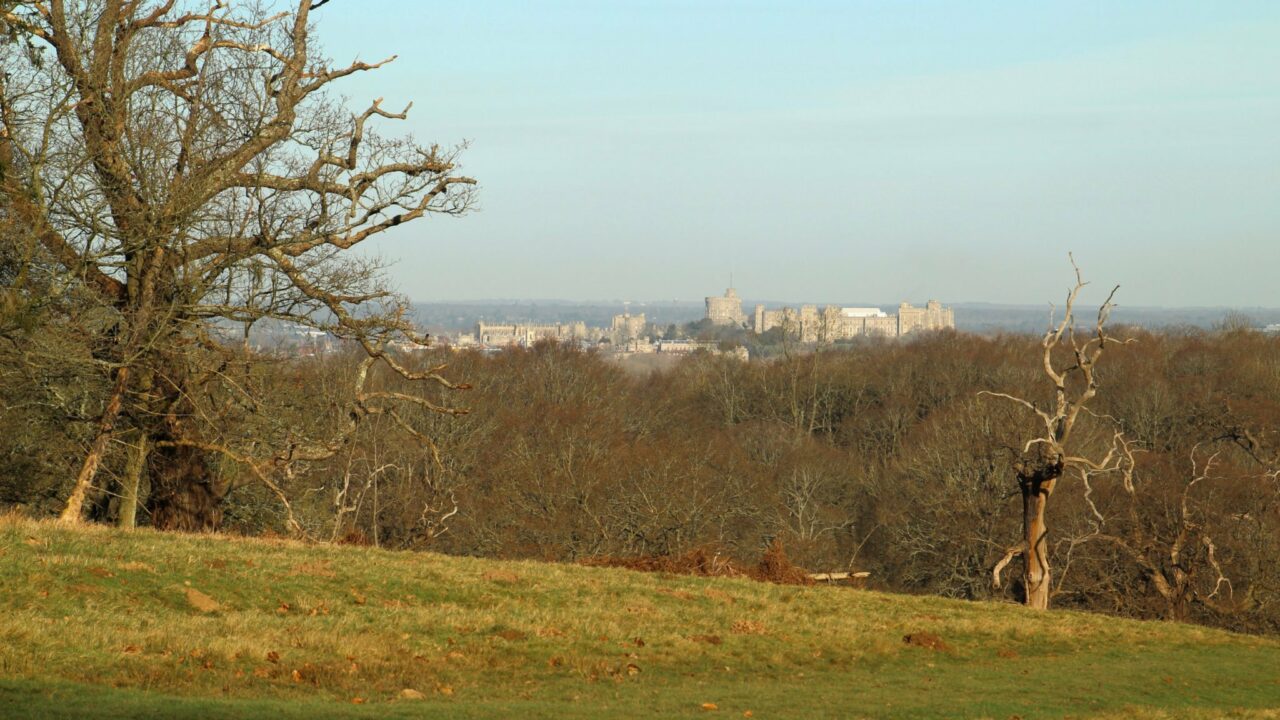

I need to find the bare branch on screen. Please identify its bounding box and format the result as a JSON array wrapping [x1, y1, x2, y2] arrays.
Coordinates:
[[992, 541, 1027, 591]]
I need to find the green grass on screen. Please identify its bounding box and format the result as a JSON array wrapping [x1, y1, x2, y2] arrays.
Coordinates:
[[1, 517, 1278, 719]]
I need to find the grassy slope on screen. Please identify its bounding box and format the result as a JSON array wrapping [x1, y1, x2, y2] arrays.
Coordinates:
[[0, 518, 1278, 719]]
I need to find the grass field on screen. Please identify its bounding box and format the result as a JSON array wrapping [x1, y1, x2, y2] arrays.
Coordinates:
[[1, 516, 1278, 719]]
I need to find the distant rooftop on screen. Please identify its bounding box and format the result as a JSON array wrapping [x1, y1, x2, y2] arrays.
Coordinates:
[[841, 307, 888, 318]]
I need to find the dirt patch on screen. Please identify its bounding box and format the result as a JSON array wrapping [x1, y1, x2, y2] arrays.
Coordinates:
[[731, 619, 767, 635], [184, 587, 221, 613], [704, 588, 736, 604], [291, 561, 336, 578], [481, 570, 520, 584], [902, 632, 949, 651]]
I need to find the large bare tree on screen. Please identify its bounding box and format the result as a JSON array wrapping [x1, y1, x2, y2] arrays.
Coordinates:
[[0, 0, 475, 530], [986, 262, 1121, 609]]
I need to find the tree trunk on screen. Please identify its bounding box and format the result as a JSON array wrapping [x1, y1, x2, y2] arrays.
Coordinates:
[[148, 439, 223, 532], [1150, 569, 1192, 621], [59, 366, 129, 523], [1166, 588, 1191, 622], [1020, 473, 1058, 610], [144, 366, 224, 532], [118, 432, 147, 529]]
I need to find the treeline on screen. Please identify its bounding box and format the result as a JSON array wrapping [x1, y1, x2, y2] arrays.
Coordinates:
[[7, 326, 1278, 632]]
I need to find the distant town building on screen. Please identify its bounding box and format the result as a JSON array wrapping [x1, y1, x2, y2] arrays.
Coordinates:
[[610, 311, 647, 343], [752, 299, 954, 342], [475, 321, 588, 347], [467, 286, 954, 353], [656, 340, 748, 360], [445, 333, 479, 349], [705, 287, 747, 326]]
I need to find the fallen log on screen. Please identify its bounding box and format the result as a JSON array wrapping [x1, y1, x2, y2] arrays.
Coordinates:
[[808, 571, 870, 583]]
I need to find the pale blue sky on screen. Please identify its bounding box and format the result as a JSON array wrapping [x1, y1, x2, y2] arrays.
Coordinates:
[[313, 2, 1280, 307]]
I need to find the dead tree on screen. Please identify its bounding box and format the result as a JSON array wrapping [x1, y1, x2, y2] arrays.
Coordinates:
[[0, 1, 475, 530], [1074, 438, 1237, 621], [985, 260, 1121, 609]]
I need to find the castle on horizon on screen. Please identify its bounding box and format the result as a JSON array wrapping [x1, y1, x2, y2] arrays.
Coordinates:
[[705, 287, 954, 342]]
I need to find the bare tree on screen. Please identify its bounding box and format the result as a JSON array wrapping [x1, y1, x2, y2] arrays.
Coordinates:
[[1072, 438, 1241, 621], [985, 260, 1121, 609], [0, 1, 475, 530]]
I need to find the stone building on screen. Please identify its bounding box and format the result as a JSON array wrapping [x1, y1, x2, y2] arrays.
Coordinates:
[[475, 321, 588, 347], [705, 287, 747, 326], [752, 299, 954, 342], [609, 312, 647, 343], [897, 300, 955, 334], [656, 340, 748, 360]]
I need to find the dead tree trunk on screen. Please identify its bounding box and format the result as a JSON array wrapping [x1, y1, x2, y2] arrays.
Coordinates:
[[985, 258, 1121, 609], [1018, 458, 1063, 610]]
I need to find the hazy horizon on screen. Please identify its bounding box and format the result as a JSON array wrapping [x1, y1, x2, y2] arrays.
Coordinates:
[[409, 296, 1280, 311], [314, 2, 1280, 308]]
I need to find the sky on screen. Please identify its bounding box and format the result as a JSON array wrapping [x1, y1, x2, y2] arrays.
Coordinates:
[[311, 1, 1280, 308]]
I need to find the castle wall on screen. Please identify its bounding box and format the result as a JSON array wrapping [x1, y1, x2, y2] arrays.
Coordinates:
[[750, 299, 954, 340]]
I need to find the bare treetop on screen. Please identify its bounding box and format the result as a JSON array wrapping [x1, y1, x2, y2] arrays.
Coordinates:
[[1, 0, 476, 531]]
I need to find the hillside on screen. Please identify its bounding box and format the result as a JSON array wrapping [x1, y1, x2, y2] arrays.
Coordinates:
[[1, 517, 1278, 719]]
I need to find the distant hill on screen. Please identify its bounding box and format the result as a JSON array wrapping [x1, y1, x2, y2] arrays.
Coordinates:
[[950, 303, 1280, 334], [413, 300, 705, 335], [2, 517, 1279, 719]]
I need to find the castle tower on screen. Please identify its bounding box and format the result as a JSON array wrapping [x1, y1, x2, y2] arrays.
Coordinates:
[[705, 287, 746, 326]]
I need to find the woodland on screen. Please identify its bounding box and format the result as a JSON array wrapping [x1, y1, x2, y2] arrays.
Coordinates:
[[4, 309, 1280, 633], [2, 0, 1279, 639]]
